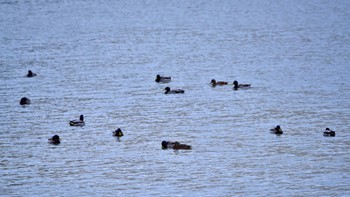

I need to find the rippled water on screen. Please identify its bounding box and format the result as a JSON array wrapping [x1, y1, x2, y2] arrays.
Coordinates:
[[1, 0, 350, 196]]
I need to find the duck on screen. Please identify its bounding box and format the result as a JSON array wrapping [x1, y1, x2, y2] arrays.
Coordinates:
[[323, 128, 335, 137], [48, 135, 60, 144], [162, 141, 191, 150], [20, 97, 31, 105], [164, 87, 185, 94], [233, 80, 251, 90], [69, 114, 85, 126], [26, 70, 37, 77], [113, 128, 124, 137], [155, 74, 171, 83], [210, 79, 228, 86], [270, 125, 283, 135]]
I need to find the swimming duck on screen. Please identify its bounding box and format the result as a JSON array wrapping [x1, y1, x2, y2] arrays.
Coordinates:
[[164, 87, 185, 94], [69, 114, 85, 126], [20, 97, 31, 105], [48, 135, 60, 144], [323, 128, 335, 137], [113, 128, 124, 137], [270, 125, 283, 135], [162, 141, 191, 150], [26, 70, 37, 77], [155, 75, 172, 83], [210, 79, 228, 86], [233, 80, 251, 90]]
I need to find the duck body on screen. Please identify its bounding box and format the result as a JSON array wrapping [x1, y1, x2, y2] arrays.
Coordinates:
[[270, 125, 283, 135], [155, 75, 171, 83], [20, 97, 31, 105], [48, 135, 60, 144], [323, 128, 335, 137], [69, 115, 85, 126], [113, 128, 124, 137], [233, 80, 251, 90], [26, 70, 37, 77], [210, 79, 228, 86], [162, 141, 191, 150], [164, 87, 185, 94]]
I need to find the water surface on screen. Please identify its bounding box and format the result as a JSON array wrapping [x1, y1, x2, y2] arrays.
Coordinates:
[[1, 0, 350, 196]]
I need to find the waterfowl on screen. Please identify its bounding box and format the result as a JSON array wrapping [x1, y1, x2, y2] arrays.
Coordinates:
[[210, 79, 228, 86], [155, 75, 171, 83], [26, 70, 37, 77], [48, 135, 60, 144], [113, 128, 124, 137], [270, 125, 283, 135], [69, 115, 85, 126], [20, 97, 31, 105], [323, 128, 335, 137], [233, 80, 251, 90], [164, 87, 185, 94], [162, 141, 191, 150]]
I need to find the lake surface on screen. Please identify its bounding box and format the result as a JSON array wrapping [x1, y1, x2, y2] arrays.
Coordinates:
[[1, 0, 350, 196]]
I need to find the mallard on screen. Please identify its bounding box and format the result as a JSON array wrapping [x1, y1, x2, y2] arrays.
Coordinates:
[[69, 115, 85, 127], [161, 141, 191, 150], [323, 128, 335, 137], [155, 75, 171, 83], [233, 80, 251, 90]]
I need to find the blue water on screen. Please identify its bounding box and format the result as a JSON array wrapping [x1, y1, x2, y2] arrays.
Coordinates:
[[1, 0, 350, 196]]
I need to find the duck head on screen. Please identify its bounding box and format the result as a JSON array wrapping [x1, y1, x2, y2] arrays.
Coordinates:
[[233, 80, 238, 89], [50, 135, 60, 144], [155, 75, 161, 82], [20, 97, 31, 105], [114, 128, 123, 137], [27, 70, 36, 77], [79, 115, 84, 121], [164, 87, 171, 93], [276, 125, 282, 132], [161, 141, 168, 149], [275, 125, 283, 134]]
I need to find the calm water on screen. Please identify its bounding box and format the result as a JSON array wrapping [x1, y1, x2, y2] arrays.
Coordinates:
[[1, 0, 350, 196]]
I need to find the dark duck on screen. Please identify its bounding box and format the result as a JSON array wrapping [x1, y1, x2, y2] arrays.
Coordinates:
[[20, 97, 31, 105], [270, 125, 283, 135], [164, 87, 185, 94], [48, 135, 60, 144], [26, 70, 37, 77], [113, 128, 124, 137], [162, 141, 192, 150]]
